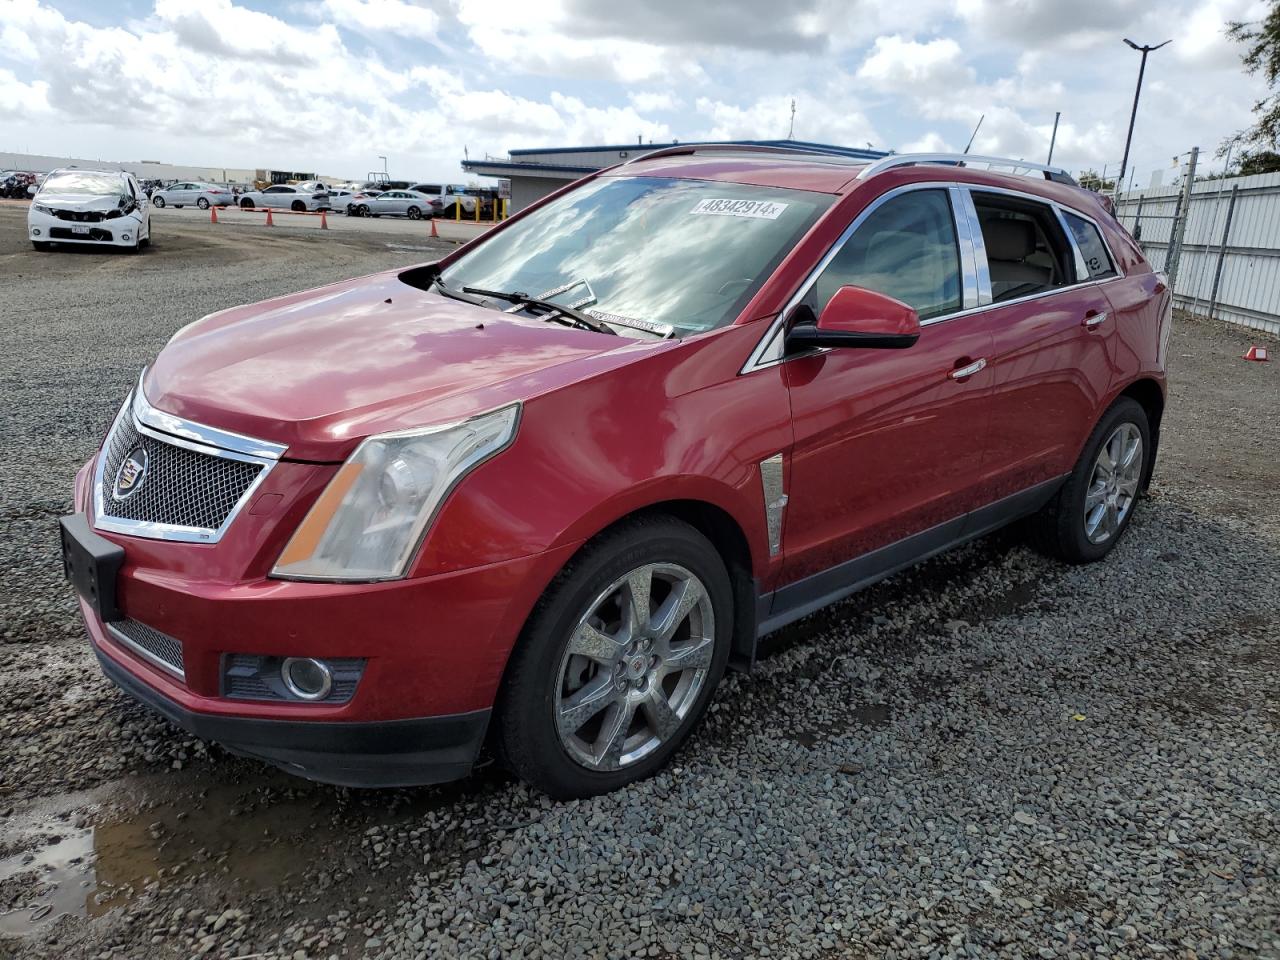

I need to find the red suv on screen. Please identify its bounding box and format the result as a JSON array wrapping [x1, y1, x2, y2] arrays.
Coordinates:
[[60, 147, 1170, 798]]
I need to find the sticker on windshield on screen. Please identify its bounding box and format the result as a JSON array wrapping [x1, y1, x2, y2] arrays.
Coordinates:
[[690, 198, 789, 220]]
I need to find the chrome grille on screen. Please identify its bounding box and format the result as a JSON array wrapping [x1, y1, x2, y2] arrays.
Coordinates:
[[98, 415, 263, 534], [109, 619, 184, 678]]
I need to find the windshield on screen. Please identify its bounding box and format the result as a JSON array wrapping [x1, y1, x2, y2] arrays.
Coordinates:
[[438, 176, 833, 335], [40, 171, 124, 196]]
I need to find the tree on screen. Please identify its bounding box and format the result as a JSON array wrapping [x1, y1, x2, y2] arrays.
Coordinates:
[[1077, 169, 1116, 192], [1226, 2, 1280, 150], [1239, 149, 1280, 174]]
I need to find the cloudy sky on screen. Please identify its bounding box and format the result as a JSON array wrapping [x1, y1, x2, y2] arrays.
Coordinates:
[[0, 0, 1268, 185]]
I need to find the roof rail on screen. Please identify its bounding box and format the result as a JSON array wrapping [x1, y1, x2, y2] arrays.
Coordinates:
[[624, 143, 872, 167], [856, 153, 1077, 185]]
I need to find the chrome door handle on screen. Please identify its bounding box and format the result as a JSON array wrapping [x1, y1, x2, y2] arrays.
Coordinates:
[[949, 358, 987, 380], [1083, 312, 1107, 329]]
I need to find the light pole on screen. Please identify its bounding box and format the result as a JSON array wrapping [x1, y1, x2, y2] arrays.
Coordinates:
[[1118, 38, 1171, 192], [378, 155, 388, 175]]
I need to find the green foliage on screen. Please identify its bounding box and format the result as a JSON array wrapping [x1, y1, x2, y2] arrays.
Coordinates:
[[1077, 169, 1117, 192], [1227, 2, 1280, 149]]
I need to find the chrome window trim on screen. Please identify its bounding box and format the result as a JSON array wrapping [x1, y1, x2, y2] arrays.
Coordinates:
[[92, 378, 282, 544], [106, 622, 185, 680], [740, 180, 1127, 374]]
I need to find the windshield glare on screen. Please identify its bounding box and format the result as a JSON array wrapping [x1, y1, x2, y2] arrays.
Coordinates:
[[41, 171, 124, 197], [439, 176, 833, 335]]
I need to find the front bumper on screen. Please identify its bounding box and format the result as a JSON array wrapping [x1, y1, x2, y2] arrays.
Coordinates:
[[94, 643, 490, 787], [28, 207, 143, 246]]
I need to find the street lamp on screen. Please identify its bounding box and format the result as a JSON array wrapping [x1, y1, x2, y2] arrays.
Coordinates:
[[1118, 38, 1171, 193]]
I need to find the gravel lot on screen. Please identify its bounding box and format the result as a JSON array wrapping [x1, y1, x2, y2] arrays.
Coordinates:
[[1, 203, 1277, 960]]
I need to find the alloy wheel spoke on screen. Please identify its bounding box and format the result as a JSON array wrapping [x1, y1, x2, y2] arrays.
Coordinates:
[[594, 699, 636, 767], [567, 622, 623, 664], [1085, 482, 1107, 512], [640, 689, 682, 741], [623, 567, 654, 633], [650, 577, 702, 643], [664, 635, 714, 672], [557, 673, 617, 736]]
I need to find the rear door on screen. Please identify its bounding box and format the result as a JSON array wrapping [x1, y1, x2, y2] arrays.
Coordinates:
[[778, 185, 997, 591], [963, 188, 1116, 496]]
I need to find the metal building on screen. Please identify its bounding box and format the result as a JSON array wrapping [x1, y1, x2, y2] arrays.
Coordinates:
[[461, 139, 888, 213]]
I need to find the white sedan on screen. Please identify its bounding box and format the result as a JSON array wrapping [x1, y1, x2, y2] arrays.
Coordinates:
[[353, 189, 435, 219], [150, 181, 235, 209], [28, 168, 151, 253], [237, 185, 330, 212]]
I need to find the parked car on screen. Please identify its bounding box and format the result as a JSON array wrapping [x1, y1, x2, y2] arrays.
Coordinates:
[[29, 167, 150, 252], [150, 181, 235, 210], [409, 182, 476, 217], [237, 185, 329, 212], [321, 188, 355, 211], [345, 189, 382, 215], [355, 189, 435, 219], [59, 148, 1169, 798]]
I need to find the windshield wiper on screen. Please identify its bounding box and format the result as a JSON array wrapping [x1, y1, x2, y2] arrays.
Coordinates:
[[461, 286, 617, 335], [431, 274, 490, 307]]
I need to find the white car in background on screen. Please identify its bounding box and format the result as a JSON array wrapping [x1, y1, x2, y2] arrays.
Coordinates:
[[409, 182, 477, 216], [237, 184, 330, 212], [28, 168, 150, 253], [322, 188, 355, 211], [150, 181, 235, 209], [353, 189, 435, 219]]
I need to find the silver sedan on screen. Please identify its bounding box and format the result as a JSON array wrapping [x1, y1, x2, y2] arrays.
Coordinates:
[[355, 189, 434, 219], [150, 181, 236, 209]]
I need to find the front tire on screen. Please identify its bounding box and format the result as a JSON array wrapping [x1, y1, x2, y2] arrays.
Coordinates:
[[152, 196, 166, 208], [31, 240, 51, 251], [291, 200, 306, 212], [240, 198, 254, 209], [1029, 397, 1149, 563], [496, 516, 732, 799]]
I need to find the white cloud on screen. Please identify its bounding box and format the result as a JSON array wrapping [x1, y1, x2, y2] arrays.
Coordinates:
[[319, 0, 441, 40], [695, 95, 881, 149], [629, 91, 682, 113], [856, 36, 974, 93]]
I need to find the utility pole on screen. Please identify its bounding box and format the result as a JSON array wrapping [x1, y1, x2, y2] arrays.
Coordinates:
[[1047, 111, 1060, 165], [1118, 38, 1171, 192]]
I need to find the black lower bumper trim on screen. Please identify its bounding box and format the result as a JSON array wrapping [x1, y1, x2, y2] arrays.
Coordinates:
[[94, 647, 490, 788]]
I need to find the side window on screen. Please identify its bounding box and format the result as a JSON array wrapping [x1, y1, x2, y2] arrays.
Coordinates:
[[972, 192, 1075, 303], [1062, 211, 1117, 280], [803, 189, 962, 321]]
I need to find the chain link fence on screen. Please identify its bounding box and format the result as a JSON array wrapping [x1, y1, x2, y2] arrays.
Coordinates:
[[1111, 151, 1280, 336]]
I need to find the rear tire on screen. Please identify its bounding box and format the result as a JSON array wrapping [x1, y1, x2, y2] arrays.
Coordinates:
[[291, 200, 305, 212], [1028, 397, 1149, 564], [407, 206, 422, 220], [197, 197, 210, 210], [240, 198, 254, 209], [496, 516, 732, 799]]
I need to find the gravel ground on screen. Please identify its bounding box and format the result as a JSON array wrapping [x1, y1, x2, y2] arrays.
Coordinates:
[[1, 203, 1277, 960]]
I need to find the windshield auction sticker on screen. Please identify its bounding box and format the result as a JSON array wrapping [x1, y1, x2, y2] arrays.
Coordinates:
[[690, 198, 789, 220]]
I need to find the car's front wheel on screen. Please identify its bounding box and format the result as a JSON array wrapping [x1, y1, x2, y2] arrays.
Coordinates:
[[291, 200, 306, 212], [152, 195, 166, 208], [1030, 396, 1150, 563], [31, 240, 51, 251], [497, 516, 732, 799]]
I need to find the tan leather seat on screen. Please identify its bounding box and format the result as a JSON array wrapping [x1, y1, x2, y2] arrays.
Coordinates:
[[984, 219, 1052, 300]]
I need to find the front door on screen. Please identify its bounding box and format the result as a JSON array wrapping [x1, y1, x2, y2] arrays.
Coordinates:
[[779, 186, 996, 594]]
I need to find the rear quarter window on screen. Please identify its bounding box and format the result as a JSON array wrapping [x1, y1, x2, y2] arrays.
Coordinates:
[[1063, 211, 1118, 280]]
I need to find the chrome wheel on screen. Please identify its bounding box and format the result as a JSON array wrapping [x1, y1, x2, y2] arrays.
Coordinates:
[[1084, 422, 1143, 544], [555, 562, 714, 771]]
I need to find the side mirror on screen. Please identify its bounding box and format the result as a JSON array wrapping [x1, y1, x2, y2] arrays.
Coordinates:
[[786, 285, 921, 351]]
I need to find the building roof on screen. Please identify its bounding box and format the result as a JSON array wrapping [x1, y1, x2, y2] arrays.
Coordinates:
[[462, 139, 888, 182]]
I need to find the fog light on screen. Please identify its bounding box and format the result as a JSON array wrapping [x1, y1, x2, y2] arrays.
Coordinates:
[[281, 657, 333, 700], [121, 233, 131, 241], [31, 228, 41, 236]]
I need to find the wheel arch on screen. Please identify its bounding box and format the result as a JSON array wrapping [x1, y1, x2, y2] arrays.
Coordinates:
[[1116, 377, 1165, 489]]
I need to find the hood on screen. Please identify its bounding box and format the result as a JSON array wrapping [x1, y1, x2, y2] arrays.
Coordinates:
[[35, 192, 126, 212], [145, 270, 650, 462]]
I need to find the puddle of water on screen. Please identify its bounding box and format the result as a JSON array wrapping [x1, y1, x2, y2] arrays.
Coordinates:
[[0, 772, 450, 938]]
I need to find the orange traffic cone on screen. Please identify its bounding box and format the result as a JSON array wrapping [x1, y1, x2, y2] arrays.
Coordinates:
[[1243, 345, 1270, 362], [430, 218, 439, 238], [264, 208, 274, 227], [210, 205, 218, 224], [319, 209, 328, 230]]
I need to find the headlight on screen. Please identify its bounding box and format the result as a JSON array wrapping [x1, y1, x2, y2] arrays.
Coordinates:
[[271, 404, 521, 581], [32, 203, 52, 215]]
